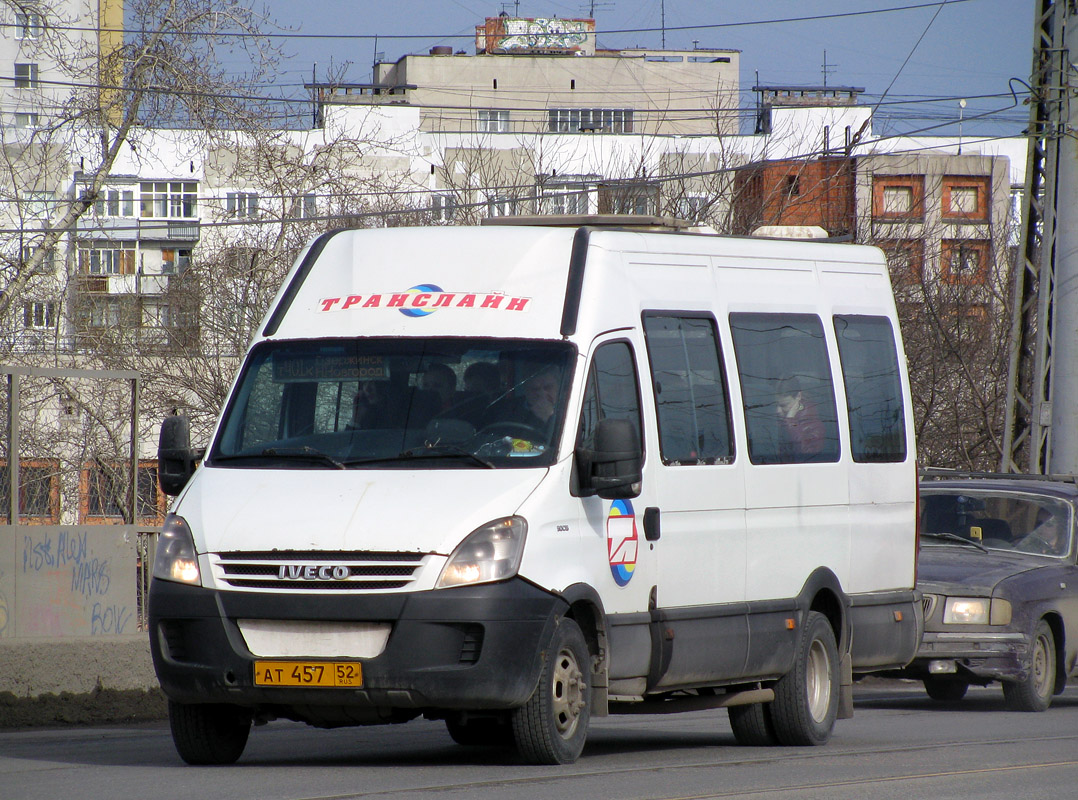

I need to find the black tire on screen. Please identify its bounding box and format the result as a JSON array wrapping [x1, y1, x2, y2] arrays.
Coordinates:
[[511, 617, 591, 765], [1003, 619, 1056, 712], [728, 702, 777, 746], [446, 713, 511, 747], [923, 676, 969, 703], [168, 701, 251, 765], [769, 611, 840, 746]]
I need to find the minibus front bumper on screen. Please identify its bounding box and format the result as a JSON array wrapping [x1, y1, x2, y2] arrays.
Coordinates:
[[148, 577, 565, 715]]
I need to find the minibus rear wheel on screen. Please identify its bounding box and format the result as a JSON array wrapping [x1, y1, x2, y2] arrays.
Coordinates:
[[168, 700, 251, 765], [512, 617, 591, 764], [769, 611, 839, 746], [728, 701, 777, 746]]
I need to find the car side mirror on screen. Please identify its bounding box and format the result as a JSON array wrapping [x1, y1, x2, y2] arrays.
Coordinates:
[[576, 418, 642, 499], [158, 414, 201, 496]]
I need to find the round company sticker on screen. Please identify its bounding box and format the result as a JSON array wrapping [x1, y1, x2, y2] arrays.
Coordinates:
[[606, 499, 639, 587], [399, 284, 443, 317]]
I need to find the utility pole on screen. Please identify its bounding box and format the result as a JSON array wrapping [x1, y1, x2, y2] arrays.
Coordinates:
[[1001, 0, 1074, 473]]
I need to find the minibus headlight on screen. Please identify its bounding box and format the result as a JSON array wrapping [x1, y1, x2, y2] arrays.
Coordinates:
[[436, 517, 527, 588], [152, 513, 202, 585]]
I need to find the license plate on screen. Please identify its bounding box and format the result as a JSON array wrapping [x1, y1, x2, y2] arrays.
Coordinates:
[[253, 660, 362, 688]]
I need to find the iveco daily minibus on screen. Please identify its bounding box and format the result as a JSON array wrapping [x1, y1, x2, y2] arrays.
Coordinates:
[[149, 219, 920, 764]]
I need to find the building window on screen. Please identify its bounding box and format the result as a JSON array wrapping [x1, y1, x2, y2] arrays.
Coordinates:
[[941, 240, 990, 284], [598, 181, 658, 215], [160, 248, 191, 274], [872, 175, 924, 220], [548, 108, 634, 133], [80, 243, 135, 275], [94, 189, 134, 217], [81, 462, 164, 522], [14, 112, 38, 128], [880, 240, 924, 286], [23, 300, 55, 329], [485, 193, 518, 217], [675, 195, 708, 221], [541, 184, 590, 215], [0, 461, 60, 523], [226, 191, 259, 218], [140, 181, 197, 218], [15, 12, 44, 40], [14, 63, 39, 88], [784, 175, 801, 198], [477, 109, 510, 133], [299, 193, 317, 218], [942, 176, 989, 221], [431, 193, 457, 221]]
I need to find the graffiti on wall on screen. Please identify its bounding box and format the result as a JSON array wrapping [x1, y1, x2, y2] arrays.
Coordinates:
[[482, 17, 594, 54], [19, 528, 134, 636]]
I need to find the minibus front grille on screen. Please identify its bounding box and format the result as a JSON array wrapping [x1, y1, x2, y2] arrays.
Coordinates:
[[211, 550, 428, 592]]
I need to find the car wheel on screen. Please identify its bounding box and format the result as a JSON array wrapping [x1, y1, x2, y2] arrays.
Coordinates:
[[923, 676, 969, 703], [445, 713, 511, 746], [511, 617, 591, 764], [728, 701, 778, 746], [168, 701, 251, 765], [769, 610, 840, 746], [1003, 619, 1056, 712]]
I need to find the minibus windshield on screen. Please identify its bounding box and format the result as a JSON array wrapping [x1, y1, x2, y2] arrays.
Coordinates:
[[210, 338, 575, 470]]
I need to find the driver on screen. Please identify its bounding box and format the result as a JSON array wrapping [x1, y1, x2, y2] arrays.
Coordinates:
[[1018, 510, 1068, 556], [487, 365, 560, 438]]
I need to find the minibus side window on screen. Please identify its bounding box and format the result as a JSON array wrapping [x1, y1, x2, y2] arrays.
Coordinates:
[[729, 312, 840, 465], [642, 314, 734, 465], [833, 315, 907, 462], [578, 341, 643, 455]]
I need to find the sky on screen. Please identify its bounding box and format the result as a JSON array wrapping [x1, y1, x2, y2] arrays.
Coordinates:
[[245, 0, 1031, 137]]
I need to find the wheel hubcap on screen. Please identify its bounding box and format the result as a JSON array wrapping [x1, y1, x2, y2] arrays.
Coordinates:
[[806, 638, 832, 723], [1031, 633, 1052, 697], [551, 646, 586, 739]]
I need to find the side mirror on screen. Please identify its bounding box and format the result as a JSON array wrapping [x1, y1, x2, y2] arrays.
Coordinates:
[[158, 414, 199, 496], [576, 417, 642, 499]]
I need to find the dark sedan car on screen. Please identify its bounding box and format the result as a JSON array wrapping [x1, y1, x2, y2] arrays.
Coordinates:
[[891, 471, 1078, 711]]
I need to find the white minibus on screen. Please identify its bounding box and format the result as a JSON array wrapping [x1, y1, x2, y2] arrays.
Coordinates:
[[150, 219, 920, 764]]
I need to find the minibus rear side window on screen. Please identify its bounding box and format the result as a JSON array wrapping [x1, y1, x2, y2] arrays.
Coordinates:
[[833, 315, 907, 462], [729, 312, 840, 465], [642, 314, 734, 465]]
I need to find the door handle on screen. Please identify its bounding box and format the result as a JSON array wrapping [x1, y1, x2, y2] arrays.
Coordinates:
[[644, 506, 661, 541]]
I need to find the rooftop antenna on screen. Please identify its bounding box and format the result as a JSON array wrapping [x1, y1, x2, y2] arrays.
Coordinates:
[[822, 50, 836, 88], [661, 0, 666, 49]]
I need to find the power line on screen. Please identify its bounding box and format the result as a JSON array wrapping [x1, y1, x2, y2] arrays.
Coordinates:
[[0, 0, 980, 41]]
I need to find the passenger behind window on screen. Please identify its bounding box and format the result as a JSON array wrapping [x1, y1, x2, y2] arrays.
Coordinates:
[[350, 380, 391, 429], [775, 376, 826, 461], [421, 363, 458, 412]]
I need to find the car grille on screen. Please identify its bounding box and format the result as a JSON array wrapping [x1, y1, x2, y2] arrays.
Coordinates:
[[922, 593, 939, 622], [210, 550, 428, 592]]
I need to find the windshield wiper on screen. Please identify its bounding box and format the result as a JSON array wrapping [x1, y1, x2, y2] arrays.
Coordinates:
[[920, 531, 988, 552], [259, 446, 346, 469], [397, 443, 496, 469]]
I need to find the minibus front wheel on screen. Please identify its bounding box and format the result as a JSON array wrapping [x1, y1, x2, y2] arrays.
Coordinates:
[[512, 617, 592, 764], [168, 700, 252, 765]]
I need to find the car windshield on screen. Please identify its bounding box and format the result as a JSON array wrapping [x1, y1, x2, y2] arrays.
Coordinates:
[[920, 489, 1074, 558], [210, 338, 575, 469]]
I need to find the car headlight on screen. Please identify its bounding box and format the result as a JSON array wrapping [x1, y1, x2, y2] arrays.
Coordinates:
[[942, 597, 1012, 625], [436, 517, 527, 588], [152, 513, 202, 585]]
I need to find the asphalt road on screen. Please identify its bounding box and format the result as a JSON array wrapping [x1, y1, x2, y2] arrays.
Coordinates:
[[4, 680, 1078, 800]]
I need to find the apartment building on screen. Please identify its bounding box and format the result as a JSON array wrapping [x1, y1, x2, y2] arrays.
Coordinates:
[[311, 16, 741, 138]]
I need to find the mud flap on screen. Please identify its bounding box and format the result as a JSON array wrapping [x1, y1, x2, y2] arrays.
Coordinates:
[[838, 652, 854, 719]]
